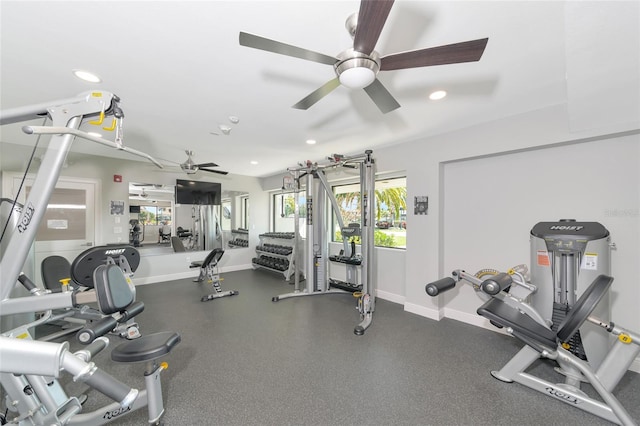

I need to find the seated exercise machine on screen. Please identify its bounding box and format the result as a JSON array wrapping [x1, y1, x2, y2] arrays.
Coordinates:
[[426, 267, 639, 425], [158, 224, 171, 243], [2, 263, 180, 425], [0, 91, 181, 424], [271, 152, 376, 335], [128, 220, 143, 247], [190, 248, 239, 302], [41, 245, 144, 342]]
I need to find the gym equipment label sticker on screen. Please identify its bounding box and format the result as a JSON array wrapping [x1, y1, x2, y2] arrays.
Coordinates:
[[580, 252, 598, 270], [537, 250, 550, 266]]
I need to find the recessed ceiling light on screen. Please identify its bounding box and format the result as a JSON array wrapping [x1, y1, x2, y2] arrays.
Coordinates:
[[250, 161, 258, 165], [72, 69, 101, 83], [306, 139, 316, 145], [87, 132, 102, 138], [429, 90, 447, 100]]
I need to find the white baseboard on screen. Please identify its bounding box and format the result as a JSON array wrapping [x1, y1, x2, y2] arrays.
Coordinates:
[[133, 271, 196, 286], [443, 307, 509, 335], [404, 302, 443, 321], [221, 264, 253, 273], [376, 289, 405, 305], [134, 264, 253, 286]]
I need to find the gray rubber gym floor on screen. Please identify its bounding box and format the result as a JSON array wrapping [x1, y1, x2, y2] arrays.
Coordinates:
[[60, 269, 639, 425]]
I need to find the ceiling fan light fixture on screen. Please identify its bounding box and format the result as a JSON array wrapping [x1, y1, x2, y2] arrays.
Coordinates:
[[335, 51, 380, 90], [339, 66, 376, 89]]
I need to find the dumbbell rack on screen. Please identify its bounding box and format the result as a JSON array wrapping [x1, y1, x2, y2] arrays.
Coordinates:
[[228, 228, 249, 248], [252, 232, 296, 280]]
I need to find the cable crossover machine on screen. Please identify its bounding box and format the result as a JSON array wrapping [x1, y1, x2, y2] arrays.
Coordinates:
[[272, 151, 376, 335]]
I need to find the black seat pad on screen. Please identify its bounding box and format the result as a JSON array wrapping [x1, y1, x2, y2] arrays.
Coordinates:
[[111, 331, 181, 363], [478, 298, 557, 348], [190, 248, 224, 269]]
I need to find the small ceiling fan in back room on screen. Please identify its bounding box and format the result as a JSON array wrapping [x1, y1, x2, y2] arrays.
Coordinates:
[[239, 0, 488, 113]]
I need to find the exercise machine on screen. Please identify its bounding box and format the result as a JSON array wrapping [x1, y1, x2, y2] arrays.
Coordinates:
[[129, 220, 143, 247], [1, 263, 180, 425], [0, 91, 181, 424], [69, 244, 143, 341], [40, 244, 144, 342], [272, 151, 376, 335], [190, 248, 239, 302], [426, 266, 638, 425]]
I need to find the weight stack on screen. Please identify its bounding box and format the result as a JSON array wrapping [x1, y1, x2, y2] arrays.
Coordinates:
[[529, 219, 612, 369]]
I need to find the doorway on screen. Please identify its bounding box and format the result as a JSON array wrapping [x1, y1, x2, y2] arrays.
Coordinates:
[[3, 173, 100, 286]]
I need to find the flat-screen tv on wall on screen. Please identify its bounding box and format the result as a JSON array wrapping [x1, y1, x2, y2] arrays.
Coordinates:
[[175, 179, 221, 205], [129, 205, 141, 213]]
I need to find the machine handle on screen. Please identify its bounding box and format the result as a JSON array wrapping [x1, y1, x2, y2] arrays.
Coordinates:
[[425, 277, 457, 296], [76, 317, 118, 345], [17, 273, 37, 292], [118, 301, 144, 322], [480, 272, 513, 295], [73, 337, 109, 362]]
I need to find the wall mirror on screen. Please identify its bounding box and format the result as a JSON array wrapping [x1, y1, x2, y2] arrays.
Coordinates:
[[128, 183, 249, 255]]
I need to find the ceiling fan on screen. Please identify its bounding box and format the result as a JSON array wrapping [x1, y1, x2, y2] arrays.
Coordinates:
[[129, 188, 149, 198], [239, 0, 488, 113], [179, 150, 228, 175]]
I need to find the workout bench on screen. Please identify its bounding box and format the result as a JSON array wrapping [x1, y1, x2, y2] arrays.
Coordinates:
[[190, 248, 239, 302]]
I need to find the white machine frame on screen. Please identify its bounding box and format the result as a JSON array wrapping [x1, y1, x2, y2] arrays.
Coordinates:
[[0, 91, 181, 425], [272, 151, 376, 335], [426, 268, 639, 425]]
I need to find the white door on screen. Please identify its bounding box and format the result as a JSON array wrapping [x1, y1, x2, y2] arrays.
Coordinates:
[[5, 173, 98, 286]]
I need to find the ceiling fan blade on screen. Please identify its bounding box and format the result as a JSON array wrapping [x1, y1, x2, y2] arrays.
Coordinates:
[[292, 78, 341, 110], [363, 79, 400, 114], [200, 168, 229, 175], [353, 0, 395, 54], [380, 38, 489, 71], [239, 32, 337, 66], [195, 162, 219, 168]]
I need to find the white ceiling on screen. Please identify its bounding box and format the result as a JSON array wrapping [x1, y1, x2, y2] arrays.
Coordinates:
[[0, 1, 637, 178]]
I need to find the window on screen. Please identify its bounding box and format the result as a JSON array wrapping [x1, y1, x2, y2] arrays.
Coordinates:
[[139, 205, 172, 226], [272, 192, 306, 238], [240, 195, 249, 229], [333, 177, 406, 249]]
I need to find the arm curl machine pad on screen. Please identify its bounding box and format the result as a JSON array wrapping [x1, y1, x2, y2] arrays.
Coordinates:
[[425, 277, 456, 296]]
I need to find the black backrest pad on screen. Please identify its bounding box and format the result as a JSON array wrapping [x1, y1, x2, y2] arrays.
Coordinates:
[[477, 298, 557, 348], [93, 264, 134, 315], [71, 245, 140, 287], [171, 236, 186, 252], [41, 255, 72, 292], [557, 274, 613, 342], [202, 248, 224, 268]]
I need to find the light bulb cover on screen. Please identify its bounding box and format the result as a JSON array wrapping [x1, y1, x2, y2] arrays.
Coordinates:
[[334, 51, 380, 90], [339, 67, 376, 89]]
